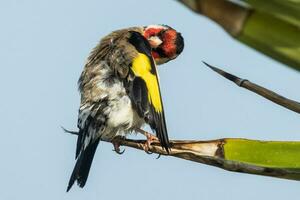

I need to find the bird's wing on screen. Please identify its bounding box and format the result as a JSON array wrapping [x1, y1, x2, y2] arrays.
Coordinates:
[[127, 31, 170, 151]]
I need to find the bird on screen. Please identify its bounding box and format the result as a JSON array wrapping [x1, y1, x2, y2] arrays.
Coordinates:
[[67, 24, 184, 191]]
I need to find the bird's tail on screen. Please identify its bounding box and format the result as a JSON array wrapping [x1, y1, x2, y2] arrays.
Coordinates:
[[67, 139, 100, 192]]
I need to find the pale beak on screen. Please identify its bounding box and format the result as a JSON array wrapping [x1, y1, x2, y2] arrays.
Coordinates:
[[148, 36, 163, 48]]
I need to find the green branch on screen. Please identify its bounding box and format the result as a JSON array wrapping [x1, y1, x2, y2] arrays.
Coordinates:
[[114, 138, 300, 181]]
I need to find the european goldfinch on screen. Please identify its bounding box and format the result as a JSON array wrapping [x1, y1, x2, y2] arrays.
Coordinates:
[[67, 25, 184, 191]]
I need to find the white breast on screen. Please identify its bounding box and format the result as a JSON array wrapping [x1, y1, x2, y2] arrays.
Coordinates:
[[97, 73, 143, 140], [107, 96, 133, 127]]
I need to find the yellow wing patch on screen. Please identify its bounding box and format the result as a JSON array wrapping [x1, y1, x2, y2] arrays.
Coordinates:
[[131, 53, 162, 113]]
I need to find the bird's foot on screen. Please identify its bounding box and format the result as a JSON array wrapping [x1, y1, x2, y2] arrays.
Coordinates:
[[112, 137, 125, 155], [136, 128, 159, 154]]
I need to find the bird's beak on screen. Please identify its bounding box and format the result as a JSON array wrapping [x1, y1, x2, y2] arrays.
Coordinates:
[[148, 36, 163, 48]]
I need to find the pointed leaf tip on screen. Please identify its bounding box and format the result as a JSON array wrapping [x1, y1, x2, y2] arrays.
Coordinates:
[[203, 62, 242, 84], [202, 61, 225, 75]]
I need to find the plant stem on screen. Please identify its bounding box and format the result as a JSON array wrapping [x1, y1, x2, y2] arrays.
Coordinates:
[[65, 127, 300, 180], [203, 61, 300, 114], [113, 137, 300, 181]]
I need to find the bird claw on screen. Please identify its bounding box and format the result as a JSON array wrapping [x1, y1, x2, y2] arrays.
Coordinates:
[[113, 148, 125, 155], [142, 144, 153, 154], [140, 131, 159, 155], [112, 140, 125, 155]]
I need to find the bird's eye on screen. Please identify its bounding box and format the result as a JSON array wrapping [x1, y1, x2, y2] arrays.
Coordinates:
[[157, 29, 167, 38]]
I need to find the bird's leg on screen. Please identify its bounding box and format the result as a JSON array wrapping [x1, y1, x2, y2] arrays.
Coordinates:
[[135, 128, 159, 153], [112, 136, 125, 155]]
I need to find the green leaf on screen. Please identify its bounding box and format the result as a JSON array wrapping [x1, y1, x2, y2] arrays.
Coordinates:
[[241, 0, 300, 27], [238, 11, 300, 71], [225, 139, 300, 168], [224, 139, 300, 180]]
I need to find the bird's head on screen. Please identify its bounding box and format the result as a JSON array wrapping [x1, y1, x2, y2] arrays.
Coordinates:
[[142, 25, 184, 65]]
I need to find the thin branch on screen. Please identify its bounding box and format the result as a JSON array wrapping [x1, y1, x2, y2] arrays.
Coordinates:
[[113, 137, 300, 181], [203, 61, 300, 114], [66, 131, 300, 181]]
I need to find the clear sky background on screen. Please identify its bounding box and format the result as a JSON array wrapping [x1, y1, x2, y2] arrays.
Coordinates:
[[1, 0, 300, 199]]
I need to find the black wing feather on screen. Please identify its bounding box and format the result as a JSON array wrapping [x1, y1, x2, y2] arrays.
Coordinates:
[[131, 77, 149, 117], [127, 31, 170, 152]]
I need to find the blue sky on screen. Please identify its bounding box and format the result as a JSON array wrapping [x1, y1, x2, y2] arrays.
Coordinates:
[[1, 0, 300, 199]]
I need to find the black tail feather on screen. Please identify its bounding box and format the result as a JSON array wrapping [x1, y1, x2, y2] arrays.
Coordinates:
[[67, 139, 100, 192]]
